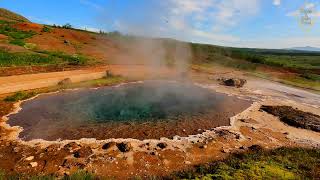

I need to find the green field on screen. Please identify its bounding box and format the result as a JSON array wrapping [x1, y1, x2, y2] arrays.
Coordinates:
[[0, 49, 90, 67], [0, 20, 36, 46]]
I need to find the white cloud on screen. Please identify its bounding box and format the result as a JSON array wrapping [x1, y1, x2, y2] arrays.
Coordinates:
[[110, 1, 261, 46], [79, 0, 104, 11], [273, 0, 281, 6], [190, 29, 240, 43], [161, 0, 261, 43]]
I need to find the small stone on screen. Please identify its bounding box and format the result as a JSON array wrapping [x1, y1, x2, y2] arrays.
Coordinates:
[[248, 145, 263, 151], [150, 152, 158, 156], [199, 145, 207, 149], [58, 78, 72, 86], [157, 143, 167, 149], [25, 156, 34, 161], [240, 119, 246, 123], [116, 142, 132, 153], [30, 162, 38, 167], [185, 161, 191, 165], [221, 148, 230, 153], [102, 142, 116, 150]]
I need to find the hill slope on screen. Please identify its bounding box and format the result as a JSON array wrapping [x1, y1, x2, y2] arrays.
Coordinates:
[[0, 8, 318, 90], [0, 8, 29, 22]]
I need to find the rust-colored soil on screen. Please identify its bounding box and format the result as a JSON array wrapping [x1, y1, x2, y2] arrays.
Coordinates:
[[0, 68, 319, 179]]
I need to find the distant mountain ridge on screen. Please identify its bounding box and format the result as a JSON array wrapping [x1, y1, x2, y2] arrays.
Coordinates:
[[0, 8, 30, 22], [288, 46, 320, 52]]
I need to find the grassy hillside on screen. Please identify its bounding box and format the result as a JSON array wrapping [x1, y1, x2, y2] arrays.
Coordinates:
[[0, 8, 29, 22], [0, 8, 318, 90], [191, 43, 320, 90]]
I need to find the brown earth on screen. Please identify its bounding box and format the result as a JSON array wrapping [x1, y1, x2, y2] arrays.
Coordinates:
[[0, 67, 319, 179], [261, 105, 320, 132]]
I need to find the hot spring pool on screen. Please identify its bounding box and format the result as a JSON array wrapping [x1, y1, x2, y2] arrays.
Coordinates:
[[8, 81, 251, 140]]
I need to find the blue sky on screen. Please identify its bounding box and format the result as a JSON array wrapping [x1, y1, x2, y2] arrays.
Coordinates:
[[1, 0, 319, 48]]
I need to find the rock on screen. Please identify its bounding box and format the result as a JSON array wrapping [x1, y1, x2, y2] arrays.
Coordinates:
[[157, 142, 167, 149], [30, 162, 38, 167], [25, 156, 34, 161], [260, 105, 320, 132], [63, 39, 70, 44], [116, 142, 132, 153], [199, 145, 207, 149], [58, 78, 72, 86], [219, 78, 247, 88], [64, 142, 81, 151], [221, 148, 230, 153], [248, 145, 263, 151], [73, 147, 93, 158], [104, 70, 114, 78], [102, 142, 116, 150]]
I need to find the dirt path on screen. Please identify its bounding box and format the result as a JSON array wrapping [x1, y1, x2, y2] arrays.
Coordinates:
[[0, 65, 163, 95]]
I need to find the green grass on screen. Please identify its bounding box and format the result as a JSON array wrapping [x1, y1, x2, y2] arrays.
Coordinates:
[[262, 55, 320, 71], [62, 171, 98, 180], [0, 170, 97, 180], [280, 76, 320, 91], [0, 49, 92, 67], [59, 76, 126, 89], [191, 43, 320, 72], [0, 21, 36, 46], [170, 147, 320, 180], [3, 76, 126, 103], [41, 51, 89, 66], [300, 73, 320, 82], [0, 50, 61, 66], [4, 91, 37, 102]]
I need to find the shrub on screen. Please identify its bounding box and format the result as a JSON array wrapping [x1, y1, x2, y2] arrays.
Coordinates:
[[62, 23, 72, 29], [24, 43, 37, 50], [42, 25, 51, 32], [9, 38, 25, 46], [62, 170, 97, 180], [0, 22, 36, 46], [301, 73, 320, 81], [0, 50, 58, 66], [4, 91, 36, 102]]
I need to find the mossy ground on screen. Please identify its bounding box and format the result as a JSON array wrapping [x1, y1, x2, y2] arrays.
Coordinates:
[[169, 147, 320, 180]]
